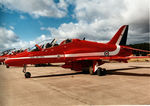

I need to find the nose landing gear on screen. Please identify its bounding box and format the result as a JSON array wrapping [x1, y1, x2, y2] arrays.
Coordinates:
[[23, 65, 31, 78]]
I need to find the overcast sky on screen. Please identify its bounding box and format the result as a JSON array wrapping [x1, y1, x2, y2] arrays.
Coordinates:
[[0, 0, 149, 51]]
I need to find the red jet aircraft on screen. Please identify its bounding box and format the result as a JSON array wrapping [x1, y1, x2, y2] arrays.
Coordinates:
[[0, 48, 17, 64], [4, 25, 150, 78]]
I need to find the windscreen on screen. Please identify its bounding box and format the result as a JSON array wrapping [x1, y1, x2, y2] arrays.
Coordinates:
[[28, 46, 39, 52]]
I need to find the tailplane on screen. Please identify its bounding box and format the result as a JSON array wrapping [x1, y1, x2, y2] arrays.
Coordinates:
[[108, 25, 129, 45]]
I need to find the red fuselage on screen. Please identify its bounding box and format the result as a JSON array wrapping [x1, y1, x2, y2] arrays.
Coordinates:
[[5, 39, 132, 67]]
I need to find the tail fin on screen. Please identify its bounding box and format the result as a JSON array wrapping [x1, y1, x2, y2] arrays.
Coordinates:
[[108, 25, 129, 45]]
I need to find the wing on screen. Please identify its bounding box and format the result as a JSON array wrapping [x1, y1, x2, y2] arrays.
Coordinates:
[[74, 55, 150, 63], [62, 47, 150, 72], [122, 46, 150, 53]]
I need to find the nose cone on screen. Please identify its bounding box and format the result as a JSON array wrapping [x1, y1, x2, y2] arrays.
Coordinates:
[[5, 58, 24, 67], [5, 58, 17, 67], [4, 58, 11, 66], [4, 51, 27, 67]]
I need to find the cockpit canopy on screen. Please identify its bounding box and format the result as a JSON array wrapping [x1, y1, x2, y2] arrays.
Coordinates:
[[27, 46, 39, 52], [60, 39, 81, 45], [27, 38, 58, 52], [60, 39, 73, 45], [40, 38, 58, 49], [27, 38, 81, 52], [0, 48, 16, 56]]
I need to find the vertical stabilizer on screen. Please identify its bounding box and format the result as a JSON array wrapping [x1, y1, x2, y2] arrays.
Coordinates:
[[108, 25, 129, 45]]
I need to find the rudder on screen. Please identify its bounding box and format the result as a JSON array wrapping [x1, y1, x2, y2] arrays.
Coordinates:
[[108, 25, 129, 45]]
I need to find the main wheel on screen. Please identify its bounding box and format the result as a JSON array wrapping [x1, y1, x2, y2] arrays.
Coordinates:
[[97, 68, 102, 76], [25, 72, 31, 78], [102, 68, 107, 75], [97, 68, 107, 76]]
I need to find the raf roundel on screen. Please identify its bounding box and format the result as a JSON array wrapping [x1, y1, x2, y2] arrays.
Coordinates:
[[104, 51, 109, 56]]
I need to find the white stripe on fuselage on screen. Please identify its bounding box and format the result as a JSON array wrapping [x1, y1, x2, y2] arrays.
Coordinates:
[[6, 55, 65, 60], [65, 45, 120, 57], [6, 45, 120, 60]]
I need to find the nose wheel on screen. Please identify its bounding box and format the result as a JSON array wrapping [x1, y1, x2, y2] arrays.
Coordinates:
[[25, 72, 31, 78], [22, 65, 31, 78]]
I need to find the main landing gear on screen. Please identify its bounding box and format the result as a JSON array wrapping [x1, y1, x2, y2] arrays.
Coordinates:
[[97, 68, 107, 76], [22, 65, 31, 78], [83, 67, 107, 76]]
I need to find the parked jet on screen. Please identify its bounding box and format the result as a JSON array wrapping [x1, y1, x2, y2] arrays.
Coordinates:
[[0, 39, 56, 65], [0, 48, 17, 64], [4, 25, 150, 78]]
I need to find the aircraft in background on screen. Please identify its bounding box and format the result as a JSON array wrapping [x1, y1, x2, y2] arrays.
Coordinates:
[[0, 39, 57, 66], [0, 48, 17, 64], [4, 25, 150, 78]]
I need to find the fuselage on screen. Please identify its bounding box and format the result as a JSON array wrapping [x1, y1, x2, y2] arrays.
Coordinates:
[[4, 39, 132, 67]]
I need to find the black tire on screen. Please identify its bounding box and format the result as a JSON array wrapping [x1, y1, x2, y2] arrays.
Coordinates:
[[102, 68, 107, 75], [97, 68, 103, 76], [97, 68, 107, 76], [25, 72, 31, 78]]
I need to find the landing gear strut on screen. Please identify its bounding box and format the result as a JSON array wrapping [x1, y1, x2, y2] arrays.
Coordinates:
[[6, 64, 9, 68], [89, 66, 95, 75], [23, 65, 31, 78], [97, 68, 107, 76]]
